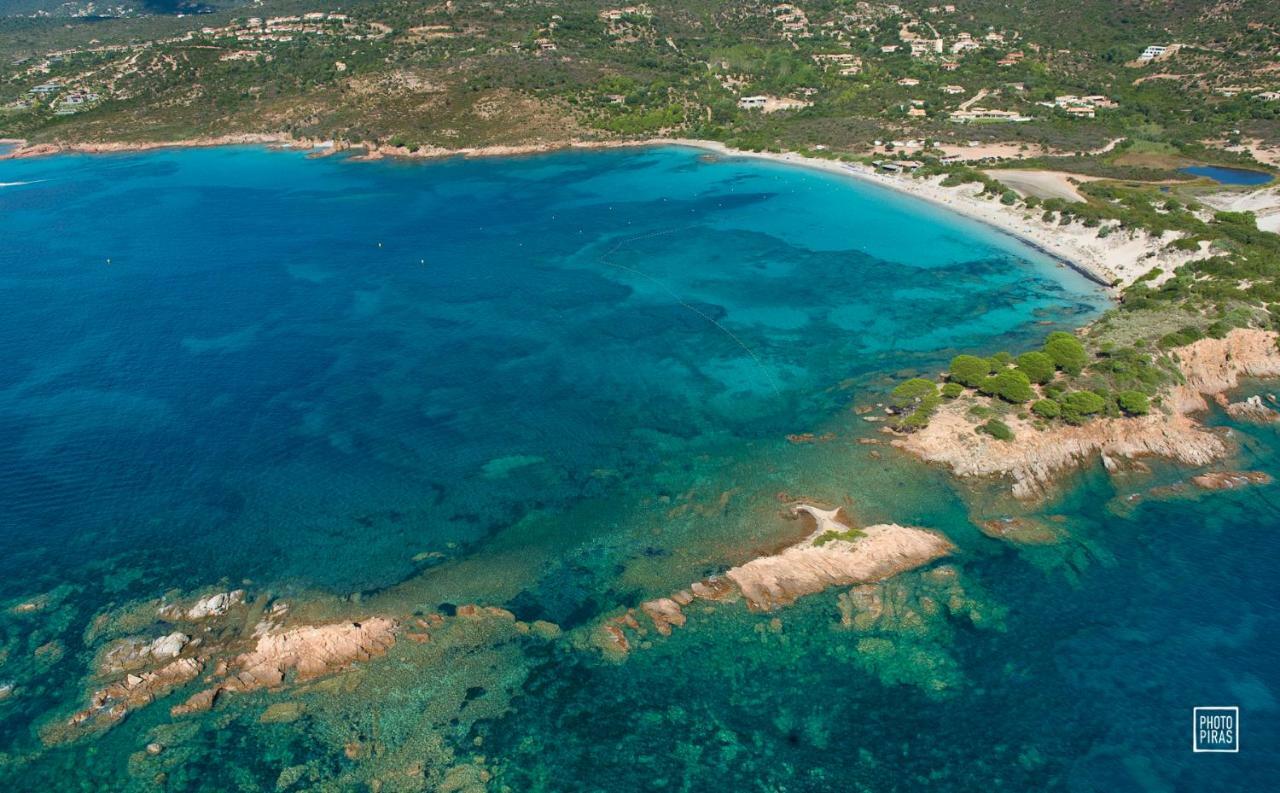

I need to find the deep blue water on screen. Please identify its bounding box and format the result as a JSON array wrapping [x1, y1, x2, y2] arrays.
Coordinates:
[[1180, 165, 1274, 186], [0, 146, 1274, 790]]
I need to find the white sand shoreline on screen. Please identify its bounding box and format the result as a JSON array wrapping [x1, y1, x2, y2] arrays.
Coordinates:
[[2, 133, 1196, 290], [656, 139, 1217, 290]]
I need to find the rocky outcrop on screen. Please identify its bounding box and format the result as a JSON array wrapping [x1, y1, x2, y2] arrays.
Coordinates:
[[158, 590, 245, 621], [102, 632, 190, 672], [897, 402, 1225, 499], [639, 598, 687, 636], [172, 618, 397, 716], [724, 506, 954, 611], [1224, 395, 1277, 423], [597, 505, 952, 656], [1170, 330, 1280, 411], [897, 329, 1280, 499], [66, 658, 203, 732]]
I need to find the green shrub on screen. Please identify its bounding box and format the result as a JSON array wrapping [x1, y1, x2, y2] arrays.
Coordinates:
[[948, 354, 992, 388], [941, 382, 964, 399], [979, 419, 1014, 441], [1061, 390, 1107, 424], [1016, 351, 1056, 384], [1044, 332, 1088, 374], [1206, 320, 1231, 339], [895, 394, 942, 431], [985, 369, 1035, 403], [1158, 325, 1204, 349], [1031, 398, 1061, 419], [890, 378, 938, 410], [813, 527, 865, 546], [1000, 190, 1017, 205], [1117, 390, 1150, 416]]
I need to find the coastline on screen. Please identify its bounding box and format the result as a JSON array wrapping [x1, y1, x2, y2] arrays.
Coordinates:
[[0, 133, 1198, 291], [895, 328, 1280, 500], [661, 141, 1200, 290]]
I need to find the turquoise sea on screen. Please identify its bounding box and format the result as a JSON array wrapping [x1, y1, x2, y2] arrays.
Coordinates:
[[0, 145, 1275, 790]]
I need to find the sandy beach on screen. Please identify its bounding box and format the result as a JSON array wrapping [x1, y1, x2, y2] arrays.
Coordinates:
[[1, 133, 1207, 289], [659, 140, 1196, 289]]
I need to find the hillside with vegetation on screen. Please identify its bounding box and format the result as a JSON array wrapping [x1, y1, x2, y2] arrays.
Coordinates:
[[1, 0, 1277, 154]]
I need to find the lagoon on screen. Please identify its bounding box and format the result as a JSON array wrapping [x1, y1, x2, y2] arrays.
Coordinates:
[[1181, 164, 1273, 186]]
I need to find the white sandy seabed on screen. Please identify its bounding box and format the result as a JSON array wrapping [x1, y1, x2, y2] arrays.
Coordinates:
[[663, 139, 1213, 291]]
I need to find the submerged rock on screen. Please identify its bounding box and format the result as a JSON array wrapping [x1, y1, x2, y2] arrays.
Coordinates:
[[1191, 470, 1273, 491], [833, 564, 1007, 697], [59, 657, 204, 737], [977, 517, 1062, 545], [259, 701, 306, 724]]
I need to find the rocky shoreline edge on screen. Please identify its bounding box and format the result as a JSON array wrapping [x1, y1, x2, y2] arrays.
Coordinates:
[[894, 328, 1280, 500]]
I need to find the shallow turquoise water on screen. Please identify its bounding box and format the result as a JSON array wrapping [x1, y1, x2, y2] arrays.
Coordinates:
[[0, 145, 1103, 596], [1, 146, 1274, 790]]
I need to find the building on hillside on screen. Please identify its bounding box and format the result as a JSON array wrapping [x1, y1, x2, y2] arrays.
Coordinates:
[[897, 77, 920, 86], [1138, 45, 1167, 61], [950, 108, 1032, 123], [738, 96, 768, 109], [941, 61, 959, 71], [941, 84, 965, 94], [910, 38, 943, 56]]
